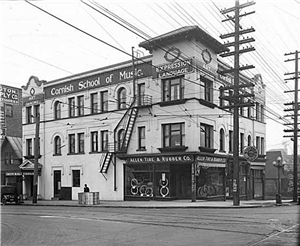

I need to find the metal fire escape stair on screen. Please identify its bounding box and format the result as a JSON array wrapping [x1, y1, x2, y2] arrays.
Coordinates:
[[99, 99, 138, 174]]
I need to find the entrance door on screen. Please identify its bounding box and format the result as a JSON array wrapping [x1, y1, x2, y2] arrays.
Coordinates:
[[172, 165, 191, 199], [53, 170, 61, 198]]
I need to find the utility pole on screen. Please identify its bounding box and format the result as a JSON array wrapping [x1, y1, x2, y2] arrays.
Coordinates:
[[219, 0, 255, 206], [32, 112, 40, 204], [283, 50, 300, 203]]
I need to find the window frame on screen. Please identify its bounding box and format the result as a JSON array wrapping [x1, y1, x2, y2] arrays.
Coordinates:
[[26, 106, 32, 123], [5, 104, 13, 117], [162, 76, 184, 102], [138, 126, 146, 150], [26, 138, 32, 156], [118, 88, 127, 109], [91, 93, 98, 114], [54, 136, 62, 155], [72, 170, 80, 187], [54, 101, 61, 120], [162, 123, 185, 148], [78, 132, 85, 153], [77, 95, 84, 116], [69, 134, 75, 154], [101, 130, 109, 151], [69, 97, 75, 117], [91, 131, 98, 152], [101, 91, 108, 112], [219, 128, 225, 151], [200, 123, 213, 149]]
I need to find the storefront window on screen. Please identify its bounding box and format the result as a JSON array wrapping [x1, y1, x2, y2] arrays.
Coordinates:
[[196, 167, 224, 198], [125, 164, 154, 198]]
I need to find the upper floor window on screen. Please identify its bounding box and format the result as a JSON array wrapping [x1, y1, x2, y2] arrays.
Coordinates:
[[117, 129, 125, 150], [69, 134, 75, 154], [201, 76, 213, 102], [138, 126, 146, 150], [240, 133, 244, 154], [200, 123, 213, 148], [78, 133, 85, 153], [54, 101, 61, 119], [256, 136, 261, 155], [101, 91, 108, 112], [5, 104, 13, 117], [77, 96, 84, 116], [4, 152, 12, 164], [219, 90, 224, 107], [54, 136, 62, 155], [26, 106, 32, 123], [162, 77, 184, 102], [219, 128, 225, 151], [101, 130, 109, 151], [118, 88, 127, 109], [26, 138, 32, 156], [261, 137, 265, 155], [91, 131, 98, 152], [91, 93, 98, 114], [138, 83, 145, 106], [69, 97, 75, 117], [247, 135, 251, 146], [256, 102, 260, 121], [32, 105, 40, 123], [162, 123, 185, 147], [229, 130, 233, 152], [260, 105, 264, 122]]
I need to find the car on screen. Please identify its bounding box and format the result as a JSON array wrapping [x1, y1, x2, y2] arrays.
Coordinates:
[[1, 185, 20, 205]]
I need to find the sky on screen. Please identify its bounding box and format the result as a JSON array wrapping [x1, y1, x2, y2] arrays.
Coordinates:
[[0, 0, 299, 153]]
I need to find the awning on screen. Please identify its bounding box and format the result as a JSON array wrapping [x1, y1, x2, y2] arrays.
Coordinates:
[[19, 159, 42, 171], [250, 161, 265, 170], [197, 163, 226, 168]]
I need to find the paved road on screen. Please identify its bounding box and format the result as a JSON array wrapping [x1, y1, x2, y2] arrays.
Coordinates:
[[1, 205, 299, 246]]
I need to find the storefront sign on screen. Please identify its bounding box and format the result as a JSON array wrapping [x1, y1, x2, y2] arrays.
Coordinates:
[[127, 154, 194, 164], [244, 146, 258, 162], [6, 172, 34, 176], [23, 93, 44, 107], [0, 105, 5, 130], [0, 85, 20, 105], [154, 59, 193, 79], [44, 62, 152, 99], [196, 156, 227, 163]]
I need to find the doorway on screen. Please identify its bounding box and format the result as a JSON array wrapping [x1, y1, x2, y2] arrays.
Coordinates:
[[53, 170, 61, 198]]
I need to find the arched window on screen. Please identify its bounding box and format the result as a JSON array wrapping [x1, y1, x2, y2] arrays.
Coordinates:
[[118, 88, 127, 109], [117, 129, 125, 151], [54, 101, 61, 119], [54, 136, 62, 155], [247, 135, 251, 146], [219, 128, 225, 151]]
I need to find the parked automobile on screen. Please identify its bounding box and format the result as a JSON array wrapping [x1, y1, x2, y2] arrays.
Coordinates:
[[1, 185, 21, 205]]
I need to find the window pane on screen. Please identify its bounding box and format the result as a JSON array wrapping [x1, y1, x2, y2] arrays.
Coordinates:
[[101, 91, 108, 112], [91, 93, 98, 114], [72, 170, 80, 187], [78, 133, 84, 153]]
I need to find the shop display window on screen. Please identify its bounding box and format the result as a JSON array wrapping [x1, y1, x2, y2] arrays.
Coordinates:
[[196, 167, 225, 198]]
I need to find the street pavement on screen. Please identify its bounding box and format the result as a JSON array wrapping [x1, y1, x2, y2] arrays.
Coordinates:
[[19, 198, 296, 208]]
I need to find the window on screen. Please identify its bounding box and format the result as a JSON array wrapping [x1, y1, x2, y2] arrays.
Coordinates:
[[219, 128, 225, 151], [256, 102, 260, 121], [229, 90, 233, 112], [162, 123, 185, 147], [219, 90, 224, 107], [162, 77, 183, 102], [5, 104, 13, 117], [260, 105, 264, 122], [247, 103, 252, 118], [77, 96, 84, 116], [261, 137, 264, 155], [138, 126, 146, 150], [4, 152, 12, 164], [200, 123, 213, 148], [26, 139, 32, 156], [78, 133, 85, 153], [72, 170, 80, 187], [26, 106, 32, 123], [201, 76, 213, 102], [91, 93, 98, 114], [248, 135, 251, 146], [91, 131, 98, 152], [54, 101, 61, 119], [240, 133, 244, 154], [117, 129, 125, 150], [118, 88, 127, 109], [229, 130, 233, 152], [69, 134, 75, 154], [101, 130, 108, 151], [101, 91, 108, 112], [256, 136, 260, 155], [32, 105, 40, 123], [54, 136, 61, 155], [138, 83, 145, 106], [69, 97, 75, 117]]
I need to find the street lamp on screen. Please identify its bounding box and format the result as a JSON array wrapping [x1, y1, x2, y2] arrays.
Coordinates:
[[272, 156, 283, 204]]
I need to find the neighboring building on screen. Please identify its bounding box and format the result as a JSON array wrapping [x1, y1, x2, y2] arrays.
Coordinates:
[[265, 149, 300, 199], [0, 84, 22, 139], [22, 26, 266, 201], [1, 137, 23, 191]]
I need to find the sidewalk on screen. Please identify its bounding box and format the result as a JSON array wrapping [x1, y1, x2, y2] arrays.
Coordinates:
[[20, 199, 296, 209]]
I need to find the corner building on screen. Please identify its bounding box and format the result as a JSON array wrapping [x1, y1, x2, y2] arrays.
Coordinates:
[[22, 26, 266, 201]]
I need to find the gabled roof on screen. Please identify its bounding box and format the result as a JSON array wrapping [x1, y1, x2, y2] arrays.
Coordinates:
[[3, 137, 22, 159], [139, 25, 228, 54], [19, 159, 42, 170]]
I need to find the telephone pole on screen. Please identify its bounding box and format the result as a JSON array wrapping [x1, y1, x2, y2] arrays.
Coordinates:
[[283, 50, 300, 203], [219, 0, 256, 206], [32, 113, 40, 204]]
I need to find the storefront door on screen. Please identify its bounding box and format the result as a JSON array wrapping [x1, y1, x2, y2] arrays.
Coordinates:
[[172, 165, 191, 199], [53, 170, 61, 198]]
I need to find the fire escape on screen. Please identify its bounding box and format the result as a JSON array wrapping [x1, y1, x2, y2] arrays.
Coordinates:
[[99, 95, 152, 175]]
